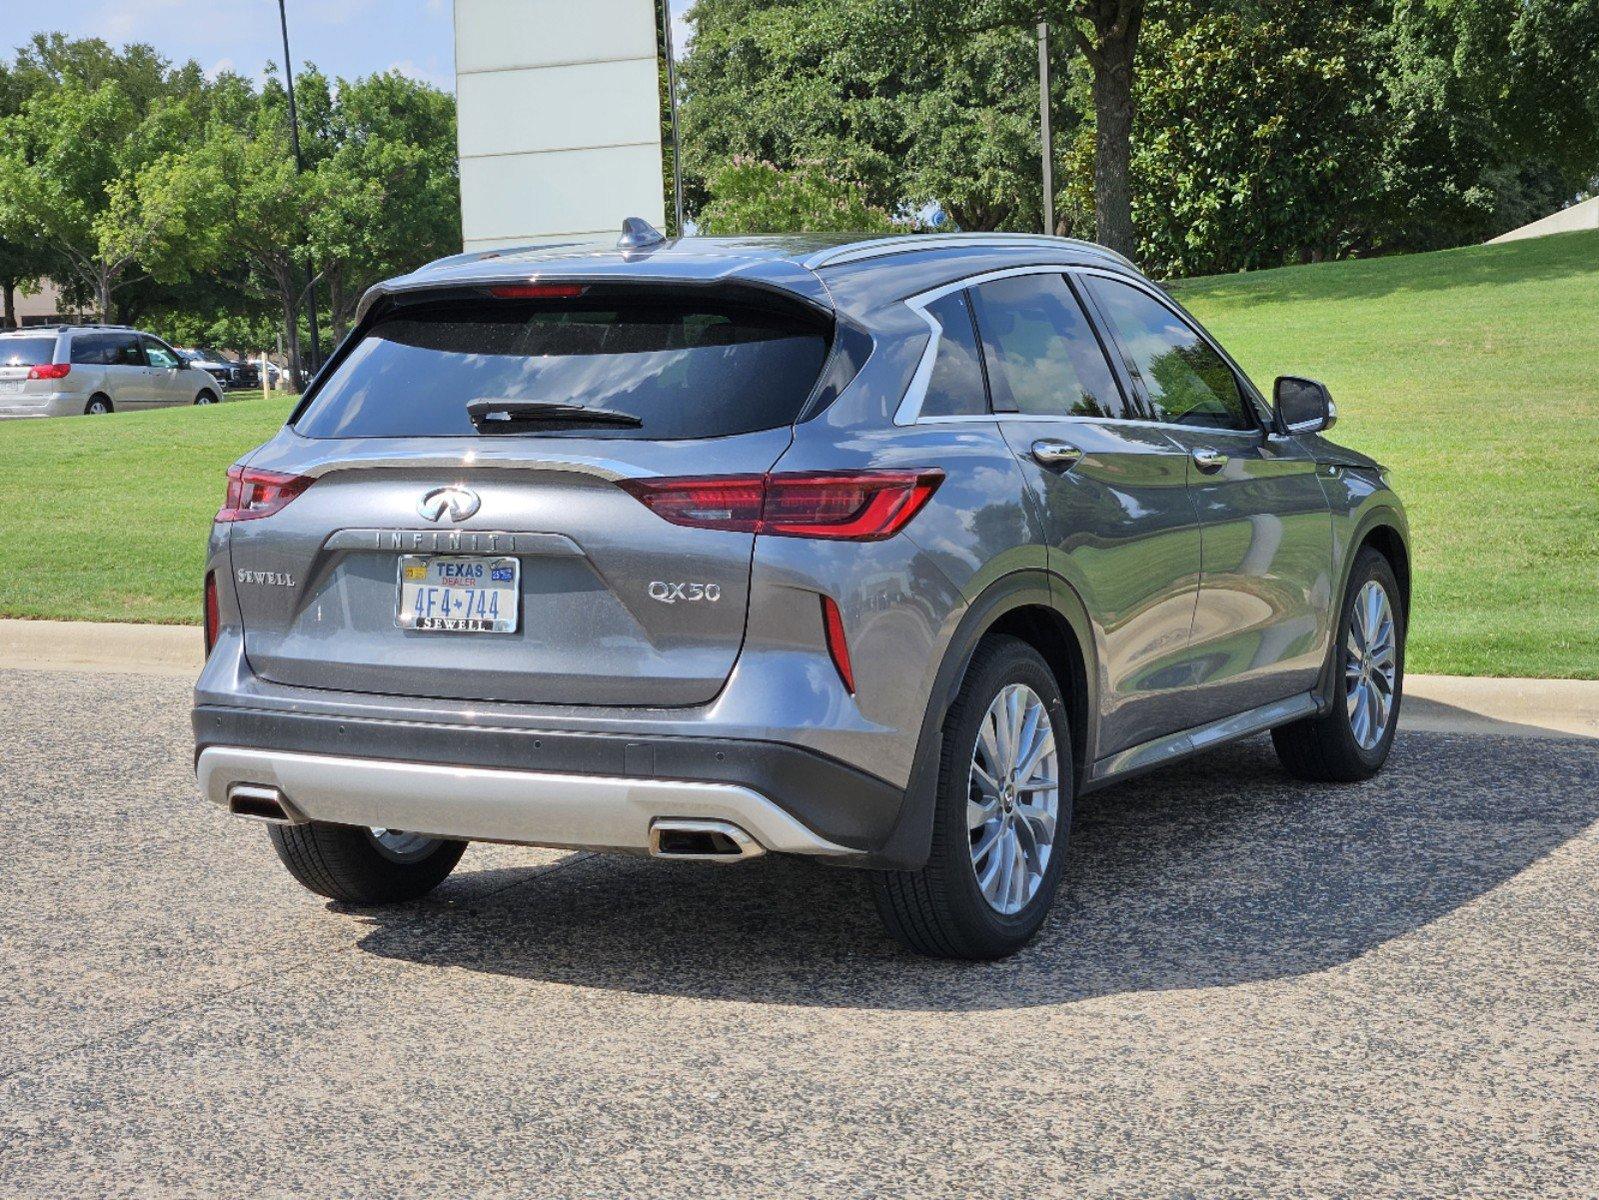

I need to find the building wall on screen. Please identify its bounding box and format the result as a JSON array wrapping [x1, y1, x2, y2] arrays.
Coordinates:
[[10, 279, 82, 328], [454, 0, 666, 251]]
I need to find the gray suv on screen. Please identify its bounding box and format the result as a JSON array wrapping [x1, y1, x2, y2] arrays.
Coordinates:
[[193, 229, 1408, 959], [0, 325, 223, 417]]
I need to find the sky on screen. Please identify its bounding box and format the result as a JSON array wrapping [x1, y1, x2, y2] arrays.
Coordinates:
[[5, 0, 696, 91]]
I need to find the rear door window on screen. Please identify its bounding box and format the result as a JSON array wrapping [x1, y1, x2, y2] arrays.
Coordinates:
[[294, 296, 832, 440], [1, 337, 58, 366], [109, 333, 145, 366], [969, 274, 1126, 418], [918, 291, 988, 417], [1083, 277, 1254, 432]]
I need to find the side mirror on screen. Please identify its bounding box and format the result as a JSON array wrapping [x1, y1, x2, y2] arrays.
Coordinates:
[[1273, 375, 1335, 435]]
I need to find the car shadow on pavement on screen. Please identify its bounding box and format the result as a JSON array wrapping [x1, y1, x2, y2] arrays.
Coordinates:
[[350, 731, 1599, 1011]]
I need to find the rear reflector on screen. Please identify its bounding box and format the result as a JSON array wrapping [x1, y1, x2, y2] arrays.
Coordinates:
[[203, 571, 220, 655], [820, 595, 856, 693], [489, 283, 587, 299], [217, 464, 314, 522], [27, 362, 70, 380], [621, 470, 943, 541]]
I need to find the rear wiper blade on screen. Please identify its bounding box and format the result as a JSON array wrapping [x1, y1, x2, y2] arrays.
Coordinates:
[[467, 399, 643, 431]]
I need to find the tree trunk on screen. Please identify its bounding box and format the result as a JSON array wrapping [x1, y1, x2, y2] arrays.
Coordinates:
[[328, 272, 347, 346], [1089, 34, 1137, 259], [2, 280, 14, 330], [281, 293, 303, 389], [95, 270, 113, 325]]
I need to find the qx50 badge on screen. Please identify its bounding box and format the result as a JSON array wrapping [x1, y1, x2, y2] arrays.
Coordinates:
[[417, 486, 481, 523], [649, 581, 722, 605]]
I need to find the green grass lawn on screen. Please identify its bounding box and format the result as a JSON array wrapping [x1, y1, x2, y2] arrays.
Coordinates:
[[1174, 229, 1599, 678], [1, 230, 1595, 676], [0, 397, 296, 625]]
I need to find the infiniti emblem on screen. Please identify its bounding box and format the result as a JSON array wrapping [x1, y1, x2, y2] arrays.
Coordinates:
[[417, 486, 481, 523]]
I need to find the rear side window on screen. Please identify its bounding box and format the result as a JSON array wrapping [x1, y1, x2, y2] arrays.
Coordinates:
[[919, 291, 988, 417], [2, 337, 58, 366], [1084, 277, 1253, 431], [294, 297, 832, 440], [969, 274, 1125, 418]]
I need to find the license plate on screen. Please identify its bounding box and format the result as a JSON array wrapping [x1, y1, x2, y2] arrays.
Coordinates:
[[396, 555, 519, 633], [0, 381, 22, 394]]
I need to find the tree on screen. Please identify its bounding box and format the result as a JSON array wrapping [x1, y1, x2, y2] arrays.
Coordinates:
[[0, 38, 213, 320], [696, 158, 895, 233], [304, 71, 460, 342], [680, 0, 1075, 233]]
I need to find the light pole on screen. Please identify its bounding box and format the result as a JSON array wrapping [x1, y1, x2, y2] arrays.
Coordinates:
[[1038, 18, 1055, 236], [277, 0, 322, 380], [662, 0, 685, 235]]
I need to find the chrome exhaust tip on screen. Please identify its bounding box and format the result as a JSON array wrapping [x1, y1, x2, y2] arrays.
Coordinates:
[[648, 818, 764, 862], [226, 783, 306, 825]]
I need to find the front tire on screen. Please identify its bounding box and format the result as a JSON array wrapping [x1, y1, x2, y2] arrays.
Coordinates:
[[1272, 547, 1404, 781], [194, 389, 219, 405], [872, 635, 1073, 960], [267, 821, 467, 904]]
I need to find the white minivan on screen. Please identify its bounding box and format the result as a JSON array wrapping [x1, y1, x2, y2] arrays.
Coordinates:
[[0, 325, 224, 418]]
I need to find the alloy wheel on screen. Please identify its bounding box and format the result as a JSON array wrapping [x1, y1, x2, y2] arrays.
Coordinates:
[[366, 827, 441, 863], [967, 683, 1060, 915], [1345, 579, 1398, 750]]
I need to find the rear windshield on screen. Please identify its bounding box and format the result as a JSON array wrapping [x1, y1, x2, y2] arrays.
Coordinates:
[[294, 297, 832, 440], [0, 337, 57, 367]]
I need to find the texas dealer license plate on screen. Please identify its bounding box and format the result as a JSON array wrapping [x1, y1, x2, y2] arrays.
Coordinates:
[[396, 555, 520, 634]]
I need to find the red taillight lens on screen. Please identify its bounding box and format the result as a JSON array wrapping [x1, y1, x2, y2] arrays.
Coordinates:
[[489, 283, 587, 299], [622, 475, 766, 532], [820, 595, 855, 693], [621, 470, 943, 541], [217, 464, 314, 522], [27, 362, 70, 380], [203, 571, 220, 656]]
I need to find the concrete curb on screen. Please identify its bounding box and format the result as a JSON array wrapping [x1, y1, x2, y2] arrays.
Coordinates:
[[1, 618, 1595, 740], [0, 619, 202, 678]]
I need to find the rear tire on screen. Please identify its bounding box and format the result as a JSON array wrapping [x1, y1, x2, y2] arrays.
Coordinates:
[[1272, 547, 1404, 781], [84, 395, 112, 415], [267, 821, 467, 904], [871, 635, 1073, 960]]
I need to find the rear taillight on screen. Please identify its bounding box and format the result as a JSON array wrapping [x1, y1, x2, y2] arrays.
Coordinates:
[[622, 470, 943, 541], [203, 571, 220, 656], [820, 595, 856, 693], [217, 464, 314, 522], [27, 363, 70, 380]]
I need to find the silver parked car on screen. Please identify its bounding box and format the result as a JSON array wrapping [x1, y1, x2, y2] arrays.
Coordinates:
[[194, 227, 1409, 959], [0, 325, 225, 417]]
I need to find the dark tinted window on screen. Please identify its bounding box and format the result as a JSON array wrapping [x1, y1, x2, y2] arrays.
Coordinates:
[[1085, 277, 1252, 431], [919, 291, 988, 417], [970, 274, 1124, 418], [71, 334, 114, 365], [295, 298, 831, 440], [1, 337, 58, 366]]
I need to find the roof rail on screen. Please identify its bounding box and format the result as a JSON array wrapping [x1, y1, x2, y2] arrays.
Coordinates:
[[801, 233, 1136, 272]]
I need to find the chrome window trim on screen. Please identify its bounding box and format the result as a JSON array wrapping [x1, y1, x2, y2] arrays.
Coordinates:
[[895, 263, 1135, 427]]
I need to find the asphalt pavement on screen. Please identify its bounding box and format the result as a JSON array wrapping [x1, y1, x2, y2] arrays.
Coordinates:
[[1, 667, 1595, 1198]]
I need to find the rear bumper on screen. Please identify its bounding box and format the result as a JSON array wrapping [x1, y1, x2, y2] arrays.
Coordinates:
[[198, 745, 858, 857], [193, 703, 905, 860], [0, 393, 76, 418]]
